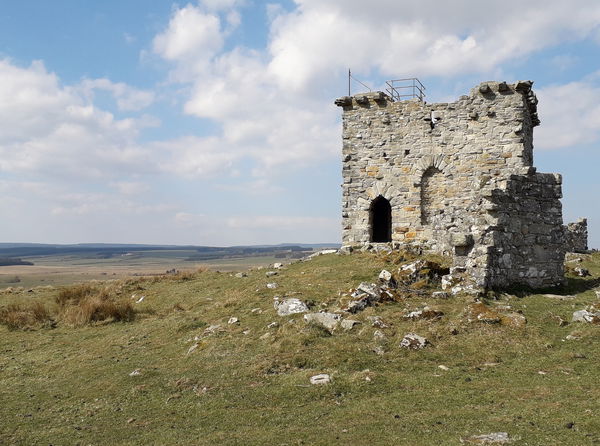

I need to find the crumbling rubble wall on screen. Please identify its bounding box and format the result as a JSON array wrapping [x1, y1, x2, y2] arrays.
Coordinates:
[[336, 80, 567, 289], [564, 218, 588, 253]]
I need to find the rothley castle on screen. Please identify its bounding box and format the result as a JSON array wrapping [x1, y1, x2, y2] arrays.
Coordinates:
[[335, 80, 587, 290]]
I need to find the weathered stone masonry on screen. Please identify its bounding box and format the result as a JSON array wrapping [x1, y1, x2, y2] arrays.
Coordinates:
[[336, 80, 582, 290]]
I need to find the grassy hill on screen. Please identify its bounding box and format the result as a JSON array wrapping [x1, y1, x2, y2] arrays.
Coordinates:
[[1, 250, 600, 445]]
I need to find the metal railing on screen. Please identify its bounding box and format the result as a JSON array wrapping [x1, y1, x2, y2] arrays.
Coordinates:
[[385, 78, 426, 102]]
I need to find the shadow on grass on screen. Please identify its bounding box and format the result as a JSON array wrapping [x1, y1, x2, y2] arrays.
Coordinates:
[[498, 276, 600, 298]]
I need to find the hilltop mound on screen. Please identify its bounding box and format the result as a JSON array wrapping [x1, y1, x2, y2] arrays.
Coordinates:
[[1, 251, 600, 445]]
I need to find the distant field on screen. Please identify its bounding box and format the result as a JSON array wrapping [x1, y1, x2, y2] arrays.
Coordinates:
[[0, 250, 299, 289]]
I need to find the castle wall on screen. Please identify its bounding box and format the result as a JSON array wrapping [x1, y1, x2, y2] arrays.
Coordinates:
[[337, 81, 565, 290]]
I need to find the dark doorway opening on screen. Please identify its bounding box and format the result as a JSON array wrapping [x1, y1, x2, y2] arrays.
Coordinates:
[[370, 196, 392, 242]]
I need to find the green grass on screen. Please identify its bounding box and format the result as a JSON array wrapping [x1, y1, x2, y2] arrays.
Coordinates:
[[1, 251, 600, 445]]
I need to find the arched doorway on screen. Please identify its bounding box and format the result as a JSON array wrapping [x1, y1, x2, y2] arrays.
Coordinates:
[[370, 196, 391, 242]]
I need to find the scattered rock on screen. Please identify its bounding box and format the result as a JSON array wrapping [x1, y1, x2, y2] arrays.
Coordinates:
[[404, 306, 443, 321], [438, 365, 449, 371], [203, 324, 222, 335], [572, 308, 600, 324], [461, 432, 512, 444], [303, 312, 342, 332], [344, 282, 386, 313], [595, 289, 600, 299], [372, 345, 385, 356], [228, 317, 239, 325], [310, 374, 331, 385], [129, 369, 142, 377], [274, 298, 309, 316], [265, 271, 278, 277], [573, 267, 591, 277], [367, 316, 389, 328], [378, 269, 395, 287], [273, 262, 283, 269], [441, 274, 460, 290], [251, 308, 262, 314], [259, 332, 271, 340], [266, 282, 278, 289], [431, 291, 450, 299], [400, 333, 428, 349], [373, 329, 386, 340], [234, 272, 247, 278], [135, 295, 145, 303], [267, 322, 279, 329], [399, 260, 427, 282], [341, 319, 360, 331]]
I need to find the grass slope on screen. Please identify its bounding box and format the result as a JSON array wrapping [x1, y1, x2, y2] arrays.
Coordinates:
[[1, 252, 600, 445]]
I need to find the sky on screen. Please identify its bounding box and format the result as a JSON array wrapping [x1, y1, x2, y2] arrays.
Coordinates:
[[0, 0, 599, 247]]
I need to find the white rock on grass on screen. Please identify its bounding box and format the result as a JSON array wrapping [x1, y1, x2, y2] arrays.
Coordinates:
[[273, 262, 283, 269], [400, 333, 429, 350], [373, 329, 386, 340], [306, 249, 338, 260], [378, 269, 395, 286], [341, 319, 360, 331], [266, 282, 278, 289], [129, 369, 142, 377], [265, 271, 278, 277], [572, 308, 600, 323], [310, 374, 331, 385], [367, 316, 388, 328], [460, 432, 512, 444], [274, 298, 309, 316], [228, 317, 239, 325], [431, 291, 449, 299], [234, 272, 247, 278], [303, 312, 341, 332]]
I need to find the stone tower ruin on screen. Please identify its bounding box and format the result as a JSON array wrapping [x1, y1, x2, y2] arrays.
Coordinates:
[[336, 80, 583, 290]]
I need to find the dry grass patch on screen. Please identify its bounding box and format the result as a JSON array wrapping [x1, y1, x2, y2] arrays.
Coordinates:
[[0, 301, 54, 330], [56, 283, 135, 326]]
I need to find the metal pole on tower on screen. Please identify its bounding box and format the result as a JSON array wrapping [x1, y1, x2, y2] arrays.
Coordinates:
[[348, 68, 351, 96]]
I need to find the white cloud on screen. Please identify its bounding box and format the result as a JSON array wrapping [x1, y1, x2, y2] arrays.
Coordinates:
[[536, 75, 600, 149], [200, 0, 245, 12], [153, 5, 223, 63], [79, 78, 155, 111], [0, 59, 160, 179], [111, 181, 150, 195], [267, 0, 600, 89]]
